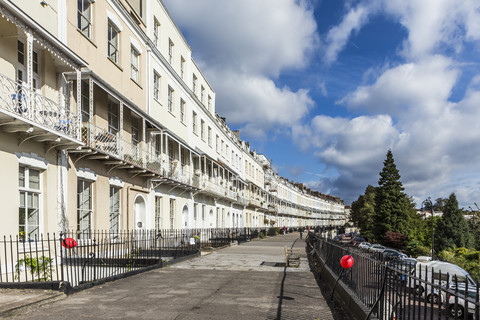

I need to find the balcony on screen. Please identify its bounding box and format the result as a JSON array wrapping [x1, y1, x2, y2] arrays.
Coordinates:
[[0, 72, 80, 146], [163, 159, 192, 185], [236, 194, 248, 206]]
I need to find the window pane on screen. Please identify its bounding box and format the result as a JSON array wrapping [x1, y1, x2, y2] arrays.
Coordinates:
[[29, 169, 40, 189], [109, 187, 120, 234], [17, 41, 24, 65], [77, 180, 92, 239], [19, 167, 25, 187]]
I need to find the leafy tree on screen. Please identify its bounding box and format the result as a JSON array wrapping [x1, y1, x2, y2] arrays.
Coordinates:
[[434, 193, 473, 252], [350, 185, 376, 241], [373, 150, 415, 241]]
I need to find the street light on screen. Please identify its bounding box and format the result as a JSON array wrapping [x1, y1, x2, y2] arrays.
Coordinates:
[[423, 198, 434, 259]]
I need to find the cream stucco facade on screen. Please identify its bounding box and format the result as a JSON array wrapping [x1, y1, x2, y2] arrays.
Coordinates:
[[0, 0, 345, 240]]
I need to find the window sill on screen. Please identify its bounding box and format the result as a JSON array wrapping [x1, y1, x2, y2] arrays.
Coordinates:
[[77, 29, 97, 48], [131, 78, 142, 89], [168, 110, 176, 117], [153, 97, 162, 106], [108, 57, 123, 71], [181, 121, 187, 127]]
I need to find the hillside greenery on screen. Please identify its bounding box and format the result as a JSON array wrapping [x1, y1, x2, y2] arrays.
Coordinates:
[[350, 149, 480, 280]]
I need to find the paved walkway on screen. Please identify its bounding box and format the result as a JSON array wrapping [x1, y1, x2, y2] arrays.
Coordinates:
[[4, 233, 342, 320]]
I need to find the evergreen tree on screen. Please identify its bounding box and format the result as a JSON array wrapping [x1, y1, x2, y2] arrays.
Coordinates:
[[373, 150, 413, 241], [435, 193, 473, 251]]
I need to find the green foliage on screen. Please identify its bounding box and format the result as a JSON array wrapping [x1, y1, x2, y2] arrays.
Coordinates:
[[350, 185, 376, 241], [466, 210, 480, 250], [406, 239, 431, 257], [15, 255, 53, 281], [373, 150, 416, 241], [437, 247, 480, 281], [268, 227, 279, 236], [434, 193, 473, 252], [126, 248, 141, 271]]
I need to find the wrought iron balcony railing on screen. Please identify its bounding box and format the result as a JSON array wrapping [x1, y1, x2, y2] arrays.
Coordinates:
[[81, 122, 162, 175], [0, 72, 79, 138]]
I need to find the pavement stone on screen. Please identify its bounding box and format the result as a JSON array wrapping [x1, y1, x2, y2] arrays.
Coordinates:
[[1, 232, 344, 320]]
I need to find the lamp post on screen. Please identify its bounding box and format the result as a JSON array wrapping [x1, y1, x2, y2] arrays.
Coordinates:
[[423, 198, 434, 259]]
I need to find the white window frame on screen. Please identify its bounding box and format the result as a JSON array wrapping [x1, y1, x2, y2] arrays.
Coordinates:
[[168, 86, 174, 113], [153, 17, 160, 47], [78, 0, 93, 39], [180, 99, 185, 123], [153, 72, 160, 101], [18, 166, 42, 241], [155, 196, 162, 230], [108, 21, 120, 64], [109, 186, 121, 235], [192, 74, 197, 95], [108, 99, 119, 136], [192, 111, 197, 134], [200, 120, 205, 141], [77, 179, 93, 239], [168, 38, 174, 64], [169, 198, 175, 229], [131, 46, 140, 83], [180, 56, 185, 79], [208, 127, 212, 146]]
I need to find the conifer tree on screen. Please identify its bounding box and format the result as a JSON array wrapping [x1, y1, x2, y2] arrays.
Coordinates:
[[373, 150, 413, 241], [434, 193, 473, 251]]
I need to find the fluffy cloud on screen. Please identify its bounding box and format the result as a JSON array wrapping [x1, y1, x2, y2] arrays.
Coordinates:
[[163, 0, 318, 137], [340, 56, 459, 116], [304, 0, 480, 205], [322, 0, 480, 62]]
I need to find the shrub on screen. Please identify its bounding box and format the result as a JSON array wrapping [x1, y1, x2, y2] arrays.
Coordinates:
[[267, 227, 279, 236]]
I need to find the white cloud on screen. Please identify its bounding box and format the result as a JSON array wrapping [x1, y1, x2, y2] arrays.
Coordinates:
[[322, 0, 480, 63], [162, 0, 318, 137], [340, 56, 459, 117], [205, 70, 313, 138], [323, 3, 376, 64]]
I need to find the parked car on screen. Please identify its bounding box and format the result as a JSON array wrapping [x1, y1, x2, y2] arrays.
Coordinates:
[[350, 236, 365, 246], [358, 242, 371, 250], [410, 260, 476, 305], [447, 283, 478, 318], [368, 244, 386, 253], [382, 249, 407, 261]]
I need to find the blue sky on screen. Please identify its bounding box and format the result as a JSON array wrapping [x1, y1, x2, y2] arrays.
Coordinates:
[[163, 0, 480, 208]]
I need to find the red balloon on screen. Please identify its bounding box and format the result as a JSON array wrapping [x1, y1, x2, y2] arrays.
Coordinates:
[[340, 255, 354, 269], [62, 237, 77, 249]]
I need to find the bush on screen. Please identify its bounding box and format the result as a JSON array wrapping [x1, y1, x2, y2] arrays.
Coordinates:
[[406, 239, 431, 257], [383, 231, 408, 249], [268, 227, 279, 236]]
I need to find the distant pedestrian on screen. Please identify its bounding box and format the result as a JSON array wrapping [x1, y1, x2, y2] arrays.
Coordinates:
[[283, 226, 286, 235], [299, 227, 303, 239]]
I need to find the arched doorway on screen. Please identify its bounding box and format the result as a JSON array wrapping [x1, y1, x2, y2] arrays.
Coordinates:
[[182, 205, 189, 228], [134, 195, 147, 231]]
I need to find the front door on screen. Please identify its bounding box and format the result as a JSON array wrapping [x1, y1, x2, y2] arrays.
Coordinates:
[[182, 205, 189, 228], [134, 196, 146, 231]]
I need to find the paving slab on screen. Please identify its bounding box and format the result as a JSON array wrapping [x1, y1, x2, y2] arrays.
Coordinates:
[[3, 232, 343, 320]]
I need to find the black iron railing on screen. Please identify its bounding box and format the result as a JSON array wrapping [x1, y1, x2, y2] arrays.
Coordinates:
[[0, 227, 270, 289], [306, 232, 480, 320]]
